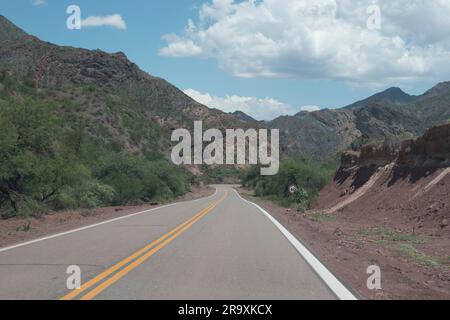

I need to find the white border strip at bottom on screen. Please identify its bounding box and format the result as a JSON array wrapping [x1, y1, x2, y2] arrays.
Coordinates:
[[234, 189, 358, 301]]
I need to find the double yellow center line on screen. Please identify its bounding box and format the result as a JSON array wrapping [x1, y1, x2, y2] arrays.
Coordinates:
[[60, 192, 228, 300]]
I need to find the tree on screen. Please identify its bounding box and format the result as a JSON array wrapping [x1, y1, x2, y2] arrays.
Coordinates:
[[0, 99, 75, 217]]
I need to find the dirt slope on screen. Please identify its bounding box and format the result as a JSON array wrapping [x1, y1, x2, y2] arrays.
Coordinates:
[[302, 124, 450, 299], [316, 124, 450, 234]]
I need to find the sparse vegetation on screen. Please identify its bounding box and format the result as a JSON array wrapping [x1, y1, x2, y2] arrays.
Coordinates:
[[309, 212, 332, 222], [358, 228, 426, 244], [355, 228, 440, 268], [15, 221, 31, 233], [440, 256, 450, 266], [397, 244, 438, 268]]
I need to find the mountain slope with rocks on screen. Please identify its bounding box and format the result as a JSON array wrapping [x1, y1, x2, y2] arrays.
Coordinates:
[[269, 84, 450, 161], [1, 14, 450, 165], [0, 15, 247, 157]]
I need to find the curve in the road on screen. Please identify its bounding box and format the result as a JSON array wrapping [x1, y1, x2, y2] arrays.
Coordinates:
[[0, 186, 357, 300]]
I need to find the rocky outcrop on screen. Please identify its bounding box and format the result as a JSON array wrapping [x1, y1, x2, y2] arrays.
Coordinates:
[[399, 124, 450, 167], [316, 123, 450, 235], [341, 124, 450, 170]]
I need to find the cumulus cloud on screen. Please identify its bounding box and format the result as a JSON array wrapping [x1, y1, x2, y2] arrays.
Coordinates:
[[184, 88, 316, 120], [81, 14, 127, 30], [160, 0, 450, 86], [160, 35, 203, 57]]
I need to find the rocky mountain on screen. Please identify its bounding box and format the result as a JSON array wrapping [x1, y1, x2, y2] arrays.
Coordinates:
[[345, 87, 416, 110], [1, 15, 450, 165], [0, 15, 247, 156], [231, 111, 258, 123], [270, 83, 450, 161]]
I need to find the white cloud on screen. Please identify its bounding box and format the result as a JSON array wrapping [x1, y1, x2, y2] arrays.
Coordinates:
[[81, 14, 127, 30], [299, 105, 321, 112], [32, 0, 46, 6], [159, 35, 202, 57], [184, 88, 315, 120], [160, 0, 450, 86]]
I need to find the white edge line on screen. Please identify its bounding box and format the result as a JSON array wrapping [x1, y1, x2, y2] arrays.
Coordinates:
[[0, 187, 218, 254], [234, 189, 358, 301]]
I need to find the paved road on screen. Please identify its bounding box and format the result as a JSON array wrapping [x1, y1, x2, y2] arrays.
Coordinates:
[[0, 185, 341, 300]]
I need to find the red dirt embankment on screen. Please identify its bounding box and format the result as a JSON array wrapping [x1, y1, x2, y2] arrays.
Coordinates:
[[313, 124, 450, 299], [244, 124, 450, 299], [318, 124, 450, 232]]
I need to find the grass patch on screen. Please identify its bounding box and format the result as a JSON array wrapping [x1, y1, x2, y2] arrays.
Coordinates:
[[356, 228, 439, 268], [397, 244, 438, 268], [309, 212, 332, 222], [439, 256, 450, 266], [358, 227, 426, 244], [15, 221, 31, 233]]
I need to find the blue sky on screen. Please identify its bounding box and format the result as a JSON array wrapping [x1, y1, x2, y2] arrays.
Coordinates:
[[1, 0, 447, 120]]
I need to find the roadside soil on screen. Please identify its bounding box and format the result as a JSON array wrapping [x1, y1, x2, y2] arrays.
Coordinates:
[[0, 185, 215, 249], [237, 183, 450, 300]]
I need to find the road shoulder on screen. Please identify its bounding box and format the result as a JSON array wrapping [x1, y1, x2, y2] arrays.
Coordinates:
[[236, 187, 450, 300]]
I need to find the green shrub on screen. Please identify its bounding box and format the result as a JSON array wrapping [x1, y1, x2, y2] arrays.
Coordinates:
[[0, 94, 192, 219], [293, 188, 309, 212], [55, 181, 116, 210], [241, 160, 334, 209], [254, 180, 266, 197]]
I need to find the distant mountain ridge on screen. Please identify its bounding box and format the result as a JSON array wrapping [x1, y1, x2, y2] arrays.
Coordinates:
[[1, 15, 450, 163], [269, 81, 450, 161], [231, 111, 258, 122], [345, 87, 417, 109]]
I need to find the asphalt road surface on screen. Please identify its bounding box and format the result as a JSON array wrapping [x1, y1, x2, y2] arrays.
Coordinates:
[[0, 185, 351, 300]]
